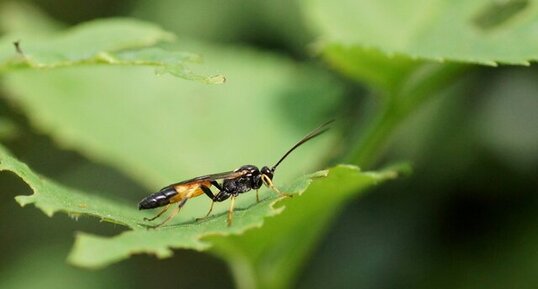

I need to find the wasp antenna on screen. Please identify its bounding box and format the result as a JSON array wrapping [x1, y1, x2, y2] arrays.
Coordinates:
[[271, 119, 334, 171]]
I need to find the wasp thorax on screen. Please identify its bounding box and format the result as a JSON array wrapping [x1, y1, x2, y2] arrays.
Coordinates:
[[237, 164, 259, 176]]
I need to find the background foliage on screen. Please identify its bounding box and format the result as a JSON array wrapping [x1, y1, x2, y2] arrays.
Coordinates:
[[0, 1, 537, 289]]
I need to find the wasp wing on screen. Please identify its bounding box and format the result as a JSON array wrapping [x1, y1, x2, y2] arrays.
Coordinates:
[[141, 170, 251, 209], [167, 169, 249, 188]]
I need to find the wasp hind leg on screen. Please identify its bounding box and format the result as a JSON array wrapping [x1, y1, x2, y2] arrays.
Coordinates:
[[261, 174, 292, 198], [143, 204, 171, 221], [196, 185, 217, 222], [196, 201, 215, 222], [150, 199, 188, 229]]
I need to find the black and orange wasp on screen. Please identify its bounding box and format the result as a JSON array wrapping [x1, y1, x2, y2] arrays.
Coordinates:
[[138, 120, 333, 227]]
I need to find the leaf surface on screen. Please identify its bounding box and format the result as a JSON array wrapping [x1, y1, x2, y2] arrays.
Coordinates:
[[0, 18, 223, 83], [0, 144, 399, 269], [304, 0, 538, 65]]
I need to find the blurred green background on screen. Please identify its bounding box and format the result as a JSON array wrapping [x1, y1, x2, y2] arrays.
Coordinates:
[[0, 1, 537, 289]]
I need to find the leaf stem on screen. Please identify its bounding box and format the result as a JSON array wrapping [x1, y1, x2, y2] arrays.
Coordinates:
[[227, 254, 258, 289], [345, 97, 400, 167], [345, 63, 466, 167]]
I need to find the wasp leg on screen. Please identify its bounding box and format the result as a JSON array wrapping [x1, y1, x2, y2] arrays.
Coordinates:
[[144, 204, 171, 221], [200, 184, 216, 199], [227, 195, 236, 227], [210, 180, 224, 191], [151, 199, 188, 228], [196, 201, 215, 222], [256, 189, 260, 203], [196, 185, 216, 222], [261, 174, 292, 198]]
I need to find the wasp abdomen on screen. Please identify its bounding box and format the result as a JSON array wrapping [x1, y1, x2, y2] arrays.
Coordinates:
[[138, 187, 177, 210]]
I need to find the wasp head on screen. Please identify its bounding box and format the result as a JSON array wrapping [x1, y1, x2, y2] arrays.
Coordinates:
[[261, 166, 273, 180]]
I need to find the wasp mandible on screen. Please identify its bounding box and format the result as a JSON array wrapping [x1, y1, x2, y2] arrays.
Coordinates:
[[138, 120, 333, 227]]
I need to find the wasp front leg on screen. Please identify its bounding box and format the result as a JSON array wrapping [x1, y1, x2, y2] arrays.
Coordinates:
[[261, 174, 292, 198]]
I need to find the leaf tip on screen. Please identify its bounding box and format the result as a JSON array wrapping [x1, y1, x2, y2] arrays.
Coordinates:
[[308, 169, 329, 179], [14, 194, 33, 207], [378, 162, 413, 180], [334, 164, 361, 172]]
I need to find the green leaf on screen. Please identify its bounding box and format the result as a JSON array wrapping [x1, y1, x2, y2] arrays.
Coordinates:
[[0, 6, 403, 286], [304, 0, 538, 65], [0, 144, 140, 227], [320, 44, 421, 92], [319, 42, 465, 167], [207, 164, 405, 289], [67, 170, 323, 268], [302, 1, 472, 167], [1, 38, 352, 273], [0, 143, 399, 270], [2, 42, 343, 188], [0, 18, 224, 83]]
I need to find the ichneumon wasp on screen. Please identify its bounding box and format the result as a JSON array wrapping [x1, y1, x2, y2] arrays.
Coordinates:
[[138, 120, 333, 227]]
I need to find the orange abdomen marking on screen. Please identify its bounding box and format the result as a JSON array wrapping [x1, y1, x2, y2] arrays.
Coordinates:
[[169, 181, 212, 203]]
